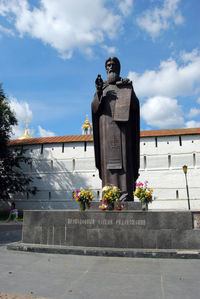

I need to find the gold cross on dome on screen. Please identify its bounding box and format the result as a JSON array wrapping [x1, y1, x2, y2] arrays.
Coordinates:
[[25, 118, 31, 129]]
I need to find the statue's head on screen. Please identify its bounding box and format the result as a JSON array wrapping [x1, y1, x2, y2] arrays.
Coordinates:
[[105, 57, 120, 83], [105, 57, 120, 75]]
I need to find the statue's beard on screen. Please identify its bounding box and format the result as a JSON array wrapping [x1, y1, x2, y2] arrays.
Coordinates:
[[107, 72, 119, 83]]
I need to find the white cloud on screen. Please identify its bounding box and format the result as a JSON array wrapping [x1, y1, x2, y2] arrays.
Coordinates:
[[119, 0, 133, 16], [0, 24, 14, 36], [128, 49, 200, 98], [102, 45, 116, 54], [187, 108, 200, 118], [9, 96, 33, 138], [136, 0, 184, 38], [185, 120, 200, 128], [181, 48, 199, 63], [9, 96, 56, 138], [141, 96, 184, 128], [197, 98, 200, 105], [0, 0, 128, 58], [129, 49, 200, 129], [38, 125, 55, 137]]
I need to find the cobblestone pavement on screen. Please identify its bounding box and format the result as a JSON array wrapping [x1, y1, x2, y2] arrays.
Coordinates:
[[0, 292, 50, 299], [1, 223, 200, 299]]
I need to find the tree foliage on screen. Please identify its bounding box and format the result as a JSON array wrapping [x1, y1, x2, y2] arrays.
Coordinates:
[[0, 84, 36, 200]]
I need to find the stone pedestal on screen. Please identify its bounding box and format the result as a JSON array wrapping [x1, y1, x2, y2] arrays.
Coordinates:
[[22, 210, 200, 250]]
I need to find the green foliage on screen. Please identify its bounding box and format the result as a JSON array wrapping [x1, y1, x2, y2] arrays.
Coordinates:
[[0, 83, 17, 152], [0, 84, 37, 201]]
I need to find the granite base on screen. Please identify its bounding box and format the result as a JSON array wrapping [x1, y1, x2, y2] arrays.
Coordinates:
[[21, 210, 200, 250]]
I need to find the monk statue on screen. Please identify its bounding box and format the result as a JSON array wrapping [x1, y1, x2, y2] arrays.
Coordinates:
[[91, 57, 140, 201]]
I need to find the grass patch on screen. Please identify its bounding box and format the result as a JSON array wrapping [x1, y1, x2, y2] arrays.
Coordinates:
[[0, 215, 23, 222]]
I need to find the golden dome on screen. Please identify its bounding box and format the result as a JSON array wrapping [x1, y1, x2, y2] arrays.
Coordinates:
[[19, 118, 32, 140], [82, 115, 92, 129]]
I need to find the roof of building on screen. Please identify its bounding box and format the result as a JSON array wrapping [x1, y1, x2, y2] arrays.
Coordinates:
[[140, 128, 200, 137], [8, 128, 200, 146]]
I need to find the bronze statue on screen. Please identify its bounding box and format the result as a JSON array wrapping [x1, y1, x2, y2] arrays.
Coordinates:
[[92, 57, 140, 201]]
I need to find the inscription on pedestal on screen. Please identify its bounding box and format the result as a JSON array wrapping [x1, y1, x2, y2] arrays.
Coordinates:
[[66, 218, 146, 226]]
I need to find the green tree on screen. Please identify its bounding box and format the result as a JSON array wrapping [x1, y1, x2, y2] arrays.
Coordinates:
[[0, 84, 36, 200]]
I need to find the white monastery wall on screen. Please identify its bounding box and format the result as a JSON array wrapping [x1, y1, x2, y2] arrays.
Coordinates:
[[139, 134, 200, 209], [10, 132, 200, 211]]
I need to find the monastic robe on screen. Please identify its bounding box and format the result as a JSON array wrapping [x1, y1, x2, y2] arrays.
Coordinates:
[[92, 78, 140, 199]]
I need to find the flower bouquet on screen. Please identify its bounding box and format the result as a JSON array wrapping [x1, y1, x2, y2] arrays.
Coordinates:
[[73, 188, 94, 211], [100, 185, 121, 210], [134, 181, 155, 210]]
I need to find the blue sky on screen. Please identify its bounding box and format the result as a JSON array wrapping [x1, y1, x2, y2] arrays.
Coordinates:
[[0, 0, 200, 138]]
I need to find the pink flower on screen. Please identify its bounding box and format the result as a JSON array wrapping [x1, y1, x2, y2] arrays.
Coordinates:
[[75, 190, 80, 197], [136, 182, 143, 187]]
